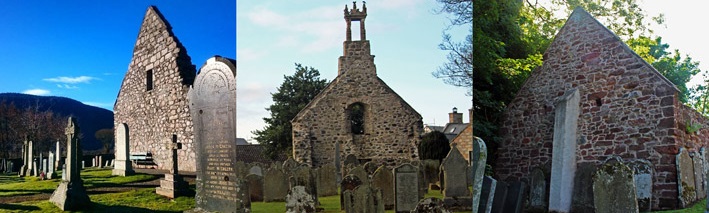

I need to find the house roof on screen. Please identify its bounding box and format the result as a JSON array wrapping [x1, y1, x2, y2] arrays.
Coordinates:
[[234, 144, 287, 164], [442, 123, 469, 141]]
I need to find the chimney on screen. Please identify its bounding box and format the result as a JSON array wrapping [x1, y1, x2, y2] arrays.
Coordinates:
[[449, 107, 463, 124], [468, 108, 473, 123]]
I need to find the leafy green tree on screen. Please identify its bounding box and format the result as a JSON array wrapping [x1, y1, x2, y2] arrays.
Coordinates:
[[418, 131, 451, 161], [253, 64, 328, 160]]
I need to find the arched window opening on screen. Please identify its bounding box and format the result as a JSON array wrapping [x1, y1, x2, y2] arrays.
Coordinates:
[[349, 103, 365, 134]]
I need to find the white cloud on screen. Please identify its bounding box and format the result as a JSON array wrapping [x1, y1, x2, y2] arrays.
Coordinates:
[[236, 48, 267, 63], [43, 76, 97, 84], [57, 84, 79, 89], [22, 89, 51, 96], [83, 102, 113, 109]]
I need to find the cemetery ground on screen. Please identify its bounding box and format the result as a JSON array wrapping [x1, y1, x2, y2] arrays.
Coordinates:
[[0, 168, 703, 213]]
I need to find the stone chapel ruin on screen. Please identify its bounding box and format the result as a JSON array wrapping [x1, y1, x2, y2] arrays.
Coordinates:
[[291, 2, 423, 168], [496, 8, 709, 211]]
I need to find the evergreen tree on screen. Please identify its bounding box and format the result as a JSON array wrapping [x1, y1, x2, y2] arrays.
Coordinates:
[[418, 131, 451, 161]]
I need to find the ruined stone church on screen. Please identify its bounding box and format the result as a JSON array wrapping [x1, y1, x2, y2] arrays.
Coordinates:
[[291, 2, 423, 167], [114, 6, 197, 172], [496, 8, 709, 210]]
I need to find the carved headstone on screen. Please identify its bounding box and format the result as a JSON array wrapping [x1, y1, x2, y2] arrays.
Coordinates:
[[471, 137, 487, 213], [344, 154, 358, 167], [394, 163, 419, 212], [363, 161, 378, 175], [156, 134, 188, 198], [26, 140, 34, 177], [249, 165, 263, 176], [190, 56, 247, 212], [49, 117, 91, 211], [441, 144, 472, 210], [290, 165, 318, 208], [627, 160, 652, 212], [528, 168, 547, 211], [246, 174, 264, 202], [347, 165, 369, 186], [549, 89, 579, 213], [371, 165, 394, 210], [340, 174, 363, 210], [48, 152, 56, 179], [283, 158, 299, 175], [264, 168, 289, 202], [693, 152, 706, 200], [316, 164, 338, 197], [677, 148, 696, 208], [342, 185, 384, 213], [55, 140, 61, 171], [285, 186, 316, 213], [593, 161, 638, 213], [478, 176, 496, 213], [113, 123, 133, 176]]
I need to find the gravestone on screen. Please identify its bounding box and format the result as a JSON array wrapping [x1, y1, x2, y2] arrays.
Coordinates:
[[342, 185, 384, 213], [0, 158, 4, 173], [98, 155, 103, 168], [113, 123, 133, 176], [394, 163, 419, 212], [441, 144, 471, 210], [348, 165, 369, 187], [235, 161, 249, 179], [156, 135, 188, 198], [290, 165, 318, 208], [363, 161, 378, 175], [285, 186, 316, 213], [340, 174, 363, 210], [422, 159, 440, 188], [246, 174, 264, 202], [344, 154, 358, 167], [677, 148, 696, 208], [283, 158, 299, 175], [491, 181, 508, 213], [33, 159, 39, 177], [471, 137, 487, 213], [413, 161, 427, 198], [264, 168, 289, 202], [411, 197, 450, 213], [371, 165, 394, 210], [49, 117, 91, 211], [249, 165, 263, 176], [42, 158, 47, 174], [529, 168, 547, 212], [693, 152, 706, 200], [6, 162, 13, 174], [48, 152, 56, 179], [19, 141, 27, 177], [26, 140, 34, 177], [55, 140, 61, 171], [593, 161, 638, 213], [504, 181, 526, 213], [316, 164, 338, 197], [190, 56, 248, 212], [549, 89, 579, 213], [627, 160, 652, 212], [478, 176, 496, 213]]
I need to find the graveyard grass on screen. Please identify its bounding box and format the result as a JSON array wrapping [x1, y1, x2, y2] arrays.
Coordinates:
[[2, 168, 706, 212]]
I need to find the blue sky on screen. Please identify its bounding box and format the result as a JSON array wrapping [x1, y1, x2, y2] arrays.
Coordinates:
[[237, 1, 472, 141], [0, 1, 236, 109]]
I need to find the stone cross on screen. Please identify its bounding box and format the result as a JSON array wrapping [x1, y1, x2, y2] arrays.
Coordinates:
[[50, 116, 91, 211], [27, 140, 34, 176], [64, 117, 80, 182], [169, 134, 182, 174]]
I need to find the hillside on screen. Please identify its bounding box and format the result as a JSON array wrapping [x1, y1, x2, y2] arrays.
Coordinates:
[[0, 93, 114, 150]]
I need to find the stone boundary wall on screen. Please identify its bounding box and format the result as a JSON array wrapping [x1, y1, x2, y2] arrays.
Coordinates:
[[496, 8, 686, 209], [675, 104, 709, 149]]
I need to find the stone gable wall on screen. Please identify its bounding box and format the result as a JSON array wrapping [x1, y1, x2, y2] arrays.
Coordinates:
[[496, 9, 686, 209], [451, 124, 473, 161], [114, 7, 196, 172], [292, 40, 422, 168]]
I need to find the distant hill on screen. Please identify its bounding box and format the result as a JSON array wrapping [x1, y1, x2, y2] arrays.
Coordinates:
[[0, 93, 114, 150]]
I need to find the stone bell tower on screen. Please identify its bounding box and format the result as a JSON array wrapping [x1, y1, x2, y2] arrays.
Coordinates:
[[338, 1, 374, 76]]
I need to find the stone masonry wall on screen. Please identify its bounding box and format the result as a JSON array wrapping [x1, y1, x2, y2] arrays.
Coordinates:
[[496, 9, 685, 209], [676, 104, 709, 149], [451, 124, 473, 161], [292, 40, 423, 168], [114, 6, 196, 172]]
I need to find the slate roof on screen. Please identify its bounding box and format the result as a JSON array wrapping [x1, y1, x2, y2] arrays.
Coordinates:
[[234, 144, 287, 164], [442, 123, 469, 141]]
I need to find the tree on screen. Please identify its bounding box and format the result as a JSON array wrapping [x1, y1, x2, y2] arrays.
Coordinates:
[[253, 64, 328, 160], [95, 128, 114, 154], [418, 131, 451, 161]]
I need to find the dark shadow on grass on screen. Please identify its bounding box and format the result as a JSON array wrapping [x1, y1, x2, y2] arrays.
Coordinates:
[[89, 202, 184, 213], [0, 188, 55, 196], [0, 203, 41, 211]]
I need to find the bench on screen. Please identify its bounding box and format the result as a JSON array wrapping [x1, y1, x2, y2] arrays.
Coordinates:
[[129, 152, 155, 168]]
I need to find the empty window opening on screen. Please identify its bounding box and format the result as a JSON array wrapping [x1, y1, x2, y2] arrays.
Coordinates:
[[146, 69, 154, 91], [349, 102, 365, 134], [595, 98, 602, 107], [351, 20, 362, 41]]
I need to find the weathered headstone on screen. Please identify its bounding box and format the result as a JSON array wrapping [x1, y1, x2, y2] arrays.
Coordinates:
[[6, 161, 13, 174], [283, 158, 299, 175], [504, 181, 526, 213], [528, 168, 547, 212], [190, 56, 248, 212], [413, 160, 427, 199], [342, 185, 384, 213], [249, 165, 263, 176], [55, 140, 61, 171], [33, 159, 39, 177], [627, 160, 652, 212], [264, 168, 289, 202], [27, 140, 34, 177], [371, 165, 394, 210], [490, 181, 508, 213], [422, 159, 440, 188], [394, 163, 419, 212], [285, 186, 316, 213], [290, 165, 318, 207], [677, 148, 696, 208], [98, 155, 103, 168], [156, 134, 188, 198], [549, 89, 579, 213], [42, 158, 48, 174], [49, 117, 91, 210], [48, 152, 56, 179], [363, 161, 378, 175], [593, 161, 638, 213], [693, 152, 706, 200], [411, 197, 451, 213], [478, 176, 496, 213], [441, 144, 471, 210], [344, 154, 358, 167], [471, 137, 487, 213], [340, 174, 363, 210], [348, 165, 369, 186], [113, 123, 133, 176], [316, 164, 338, 197], [246, 174, 264, 202]]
